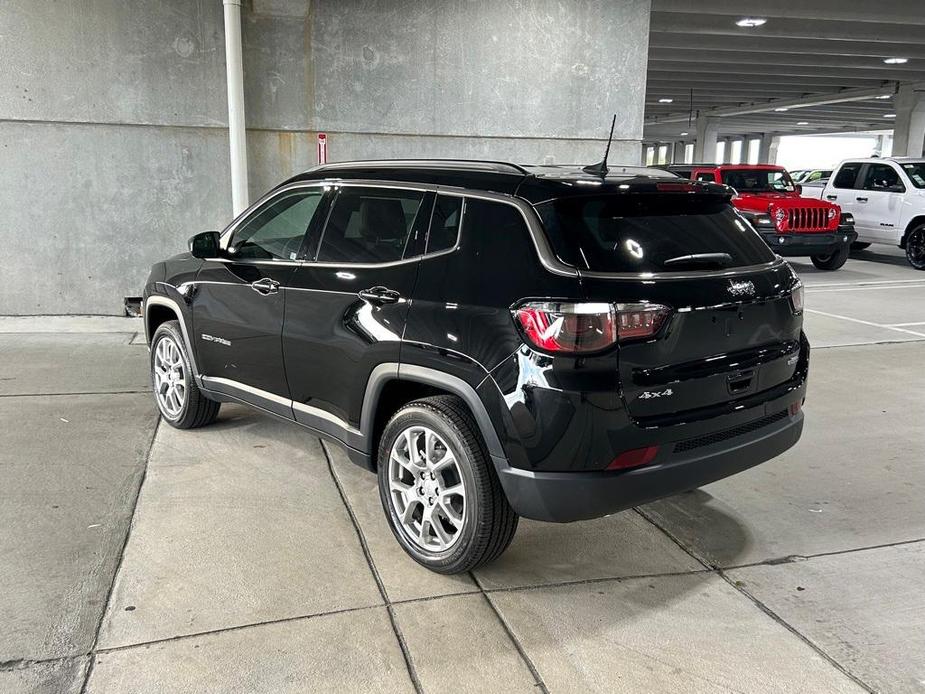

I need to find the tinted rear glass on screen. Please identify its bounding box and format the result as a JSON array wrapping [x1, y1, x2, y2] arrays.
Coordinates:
[[536, 195, 775, 273]]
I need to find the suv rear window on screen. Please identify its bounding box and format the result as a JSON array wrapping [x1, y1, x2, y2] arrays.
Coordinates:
[[536, 195, 775, 273]]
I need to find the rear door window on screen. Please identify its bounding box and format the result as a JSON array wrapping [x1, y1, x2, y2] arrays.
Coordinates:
[[833, 163, 863, 189], [536, 195, 775, 273], [694, 171, 716, 182], [314, 187, 424, 264], [426, 195, 463, 255]]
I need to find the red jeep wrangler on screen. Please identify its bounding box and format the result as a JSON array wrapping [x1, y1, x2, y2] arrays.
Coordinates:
[[666, 164, 857, 270]]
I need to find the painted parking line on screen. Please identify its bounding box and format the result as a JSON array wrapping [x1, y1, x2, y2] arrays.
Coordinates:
[[805, 308, 925, 339], [888, 321, 925, 327], [807, 283, 925, 293], [803, 278, 925, 289]]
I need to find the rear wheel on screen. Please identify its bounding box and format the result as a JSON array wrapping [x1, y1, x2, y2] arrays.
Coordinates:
[[150, 321, 220, 428], [850, 242, 871, 251], [810, 245, 849, 270], [377, 395, 518, 574], [905, 225, 925, 270]]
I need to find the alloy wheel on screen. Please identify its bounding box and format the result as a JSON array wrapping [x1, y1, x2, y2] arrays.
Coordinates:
[[387, 425, 466, 552], [153, 335, 187, 418], [908, 228, 925, 269]]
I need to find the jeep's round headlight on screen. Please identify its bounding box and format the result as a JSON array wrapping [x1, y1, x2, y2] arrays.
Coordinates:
[[774, 208, 787, 228]]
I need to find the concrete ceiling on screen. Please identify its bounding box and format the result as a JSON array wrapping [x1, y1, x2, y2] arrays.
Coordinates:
[[643, 0, 925, 142]]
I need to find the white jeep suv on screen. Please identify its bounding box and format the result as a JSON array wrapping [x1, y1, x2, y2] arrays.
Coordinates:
[[821, 158, 925, 269]]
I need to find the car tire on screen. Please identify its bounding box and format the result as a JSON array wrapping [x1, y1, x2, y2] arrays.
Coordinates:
[[377, 395, 518, 574], [810, 245, 849, 270], [850, 242, 871, 251], [905, 225, 925, 270], [150, 320, 220, 428]]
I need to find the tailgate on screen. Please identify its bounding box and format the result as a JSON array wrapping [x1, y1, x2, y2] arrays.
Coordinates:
[[582, 262, 803, 422]]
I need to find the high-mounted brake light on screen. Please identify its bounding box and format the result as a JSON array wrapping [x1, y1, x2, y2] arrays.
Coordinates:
[[512, 302, 670, 354]]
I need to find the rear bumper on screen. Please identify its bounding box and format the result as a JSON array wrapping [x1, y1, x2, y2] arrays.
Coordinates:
[[760, 227, 857, 257], [496, 410, 803, 522]]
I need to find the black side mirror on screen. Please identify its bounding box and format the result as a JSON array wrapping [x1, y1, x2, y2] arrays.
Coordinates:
[[794, 184, 802, 195], [189, 231, 221, 259]]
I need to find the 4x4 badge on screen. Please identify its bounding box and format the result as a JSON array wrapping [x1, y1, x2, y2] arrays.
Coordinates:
[[728, 280, 756, 297], [638, 388, 673, 400]]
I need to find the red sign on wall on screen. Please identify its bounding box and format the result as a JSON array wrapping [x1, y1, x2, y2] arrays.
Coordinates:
[[317, 132, 327, 164]]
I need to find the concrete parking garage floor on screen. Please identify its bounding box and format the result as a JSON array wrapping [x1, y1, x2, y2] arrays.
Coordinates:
[[2, 248, 924, 694]]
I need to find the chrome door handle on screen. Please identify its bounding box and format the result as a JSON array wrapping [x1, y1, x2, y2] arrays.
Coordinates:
[[856, 196, 868, 202], [250, 278, 280, 295], [826, 195, 837, 201], [358, 286, 401, 305]]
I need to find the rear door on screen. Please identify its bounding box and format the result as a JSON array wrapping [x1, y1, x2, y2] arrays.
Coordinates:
[[825, 162, 864, 234], [858, 163, 905, 243], [193, 185, 326, 416], [282, 184, 431, 437]]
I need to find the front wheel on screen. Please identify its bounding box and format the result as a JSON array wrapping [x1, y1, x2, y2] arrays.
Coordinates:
[[811, 245, 849, 270], [377, 395, 518, 574], [905, 225, 925, 270], [150, 321, 220, 428]]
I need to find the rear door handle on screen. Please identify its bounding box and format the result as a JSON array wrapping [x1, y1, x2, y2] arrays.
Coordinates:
[[856, 196, 869, 202], [250, 278, 280, 295], [358, 286, 401, 305], [825, 195, 838, 201]]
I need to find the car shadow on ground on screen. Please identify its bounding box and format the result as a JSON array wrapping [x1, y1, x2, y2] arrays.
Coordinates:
[[199, 407, 751, 598]]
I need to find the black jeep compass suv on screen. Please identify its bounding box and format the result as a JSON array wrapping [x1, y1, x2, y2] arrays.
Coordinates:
[[143, 160, 808, 574]]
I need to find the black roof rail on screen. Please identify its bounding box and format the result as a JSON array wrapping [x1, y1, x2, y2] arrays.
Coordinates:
[[306, 159, 531, 175]]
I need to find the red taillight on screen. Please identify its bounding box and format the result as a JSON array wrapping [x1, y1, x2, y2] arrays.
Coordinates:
[[512, 302, 670, 354], [789, 400, 802, 416], [607, 445, 659, 470], [790, 282, 804, 314]]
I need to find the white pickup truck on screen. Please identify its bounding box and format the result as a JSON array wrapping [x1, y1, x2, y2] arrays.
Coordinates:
[[821, 157, 925, 269]]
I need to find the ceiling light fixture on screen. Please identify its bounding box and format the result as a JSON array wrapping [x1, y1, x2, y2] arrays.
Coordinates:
[[883, 113, 896, 118], [736, 17, 767, 27], [883, 57, 908, 64], [680, 132, 689, 136], [876, 94, 892, 99], [658, 98, 674, 104], [797, 121, 809, 125], [774, 107, 789, 112]]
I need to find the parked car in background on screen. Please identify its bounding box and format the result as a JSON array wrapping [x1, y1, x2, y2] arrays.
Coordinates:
[[822, 158, 925, 268], [792, 169, 833, 184], [665, 164, 856, 270], [143, 160, 809, 573], [800, 178, 829, 200]]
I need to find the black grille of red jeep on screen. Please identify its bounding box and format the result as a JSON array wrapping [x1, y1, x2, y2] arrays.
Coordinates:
[[674, 410, 789, 453], [787, 207, 827, 231]]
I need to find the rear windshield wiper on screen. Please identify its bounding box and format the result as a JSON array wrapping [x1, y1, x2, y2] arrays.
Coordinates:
[[661, 253, 733, 269]]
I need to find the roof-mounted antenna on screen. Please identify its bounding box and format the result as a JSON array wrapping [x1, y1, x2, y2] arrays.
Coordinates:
[[582, 114, 617, 177]]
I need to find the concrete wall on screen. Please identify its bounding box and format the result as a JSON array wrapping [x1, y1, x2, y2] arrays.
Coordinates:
[[0, 0, 650, 314]]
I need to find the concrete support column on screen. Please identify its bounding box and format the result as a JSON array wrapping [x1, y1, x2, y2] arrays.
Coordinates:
[[757, 134, 774, 163], [223, 0, 249, 216], [892, 84, 925, 157], [693, 116, 719, 163], [673, 141, 686, 164]]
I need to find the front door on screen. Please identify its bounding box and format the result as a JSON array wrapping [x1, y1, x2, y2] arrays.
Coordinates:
[[282, 185, 432, 441], [193, 185, 327, 416]]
